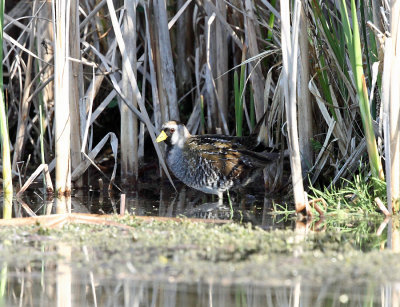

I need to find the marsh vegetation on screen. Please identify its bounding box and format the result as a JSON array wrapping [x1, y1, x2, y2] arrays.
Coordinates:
[[0, 0, 398, 216], [1, 0, 400, 305]]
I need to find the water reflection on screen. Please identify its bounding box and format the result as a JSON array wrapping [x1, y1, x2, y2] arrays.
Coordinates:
[[5, 185, 293, 229], [1, 267, 398, 306], [1, 187, 396, 307]]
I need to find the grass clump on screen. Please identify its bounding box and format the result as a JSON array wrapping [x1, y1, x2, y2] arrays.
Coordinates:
[[309, 173, 386, 215]]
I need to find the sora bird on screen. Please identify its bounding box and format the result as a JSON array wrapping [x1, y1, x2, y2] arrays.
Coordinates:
[[156, 119, 280, 205]]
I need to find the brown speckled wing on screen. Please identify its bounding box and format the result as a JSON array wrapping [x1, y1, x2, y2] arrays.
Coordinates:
[[190, 134, 259, 150], [185, 136, 277, 180]]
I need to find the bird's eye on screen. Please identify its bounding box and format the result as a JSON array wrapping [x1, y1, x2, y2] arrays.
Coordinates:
[[170, 128, 175, 133]]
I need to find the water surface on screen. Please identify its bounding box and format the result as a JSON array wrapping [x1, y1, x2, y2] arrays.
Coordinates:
[[0, 185, 398, 306]]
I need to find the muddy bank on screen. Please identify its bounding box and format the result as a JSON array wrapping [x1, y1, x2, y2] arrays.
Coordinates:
[[0, 215, 397, 286]]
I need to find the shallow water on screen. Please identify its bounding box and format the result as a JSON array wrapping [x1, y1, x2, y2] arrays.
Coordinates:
[[0, 186, 399, 306], [8, 185, 293, 230], [2, 271, 395, 306]]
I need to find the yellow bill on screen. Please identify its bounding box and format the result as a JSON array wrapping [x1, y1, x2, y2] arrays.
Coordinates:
[[156, 130, 168, 142]]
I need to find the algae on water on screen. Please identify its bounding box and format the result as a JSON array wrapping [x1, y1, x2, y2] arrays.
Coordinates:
[[0, 215, 395, 286]]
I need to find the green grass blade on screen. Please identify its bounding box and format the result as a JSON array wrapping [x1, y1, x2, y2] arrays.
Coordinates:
[[239, 61, 245, 133], [234, 71, 240, 136], [234, 59, 245, 136], [339, 0, 355, 74], [311, 0, 345, 69], [0, 0, 12, 196], [266, 0, 276, 41]]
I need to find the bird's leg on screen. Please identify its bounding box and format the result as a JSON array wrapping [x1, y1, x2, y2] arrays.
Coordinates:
[[218, 192, 223, 206], [226, 190, 234, 218]]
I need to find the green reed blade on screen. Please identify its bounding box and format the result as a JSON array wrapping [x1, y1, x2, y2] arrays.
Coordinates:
[[340, 0, 384, 181]]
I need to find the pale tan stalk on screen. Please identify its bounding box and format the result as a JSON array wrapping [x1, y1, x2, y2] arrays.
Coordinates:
[[145, 0, 192, 129], [120, 0, 138, 180], [153, 0, 179, 121], [203, 9, 229, 134], [244, 0, 265, 121], [36, 1, 54, 148], [389, 1, 400, 211], [69, 0, 83, 188], [298, 6, 313, 171], [215, 0, 228, 127], [150, 10, 167, 124], [281, 0, 307, 213], [382, 37, 393, 213], [143, 5, 162, 131], [138, 36, 148, 161], [176, 0, 191, 94], [205, 9, 217, 130], [53, 0, 71, 195]]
